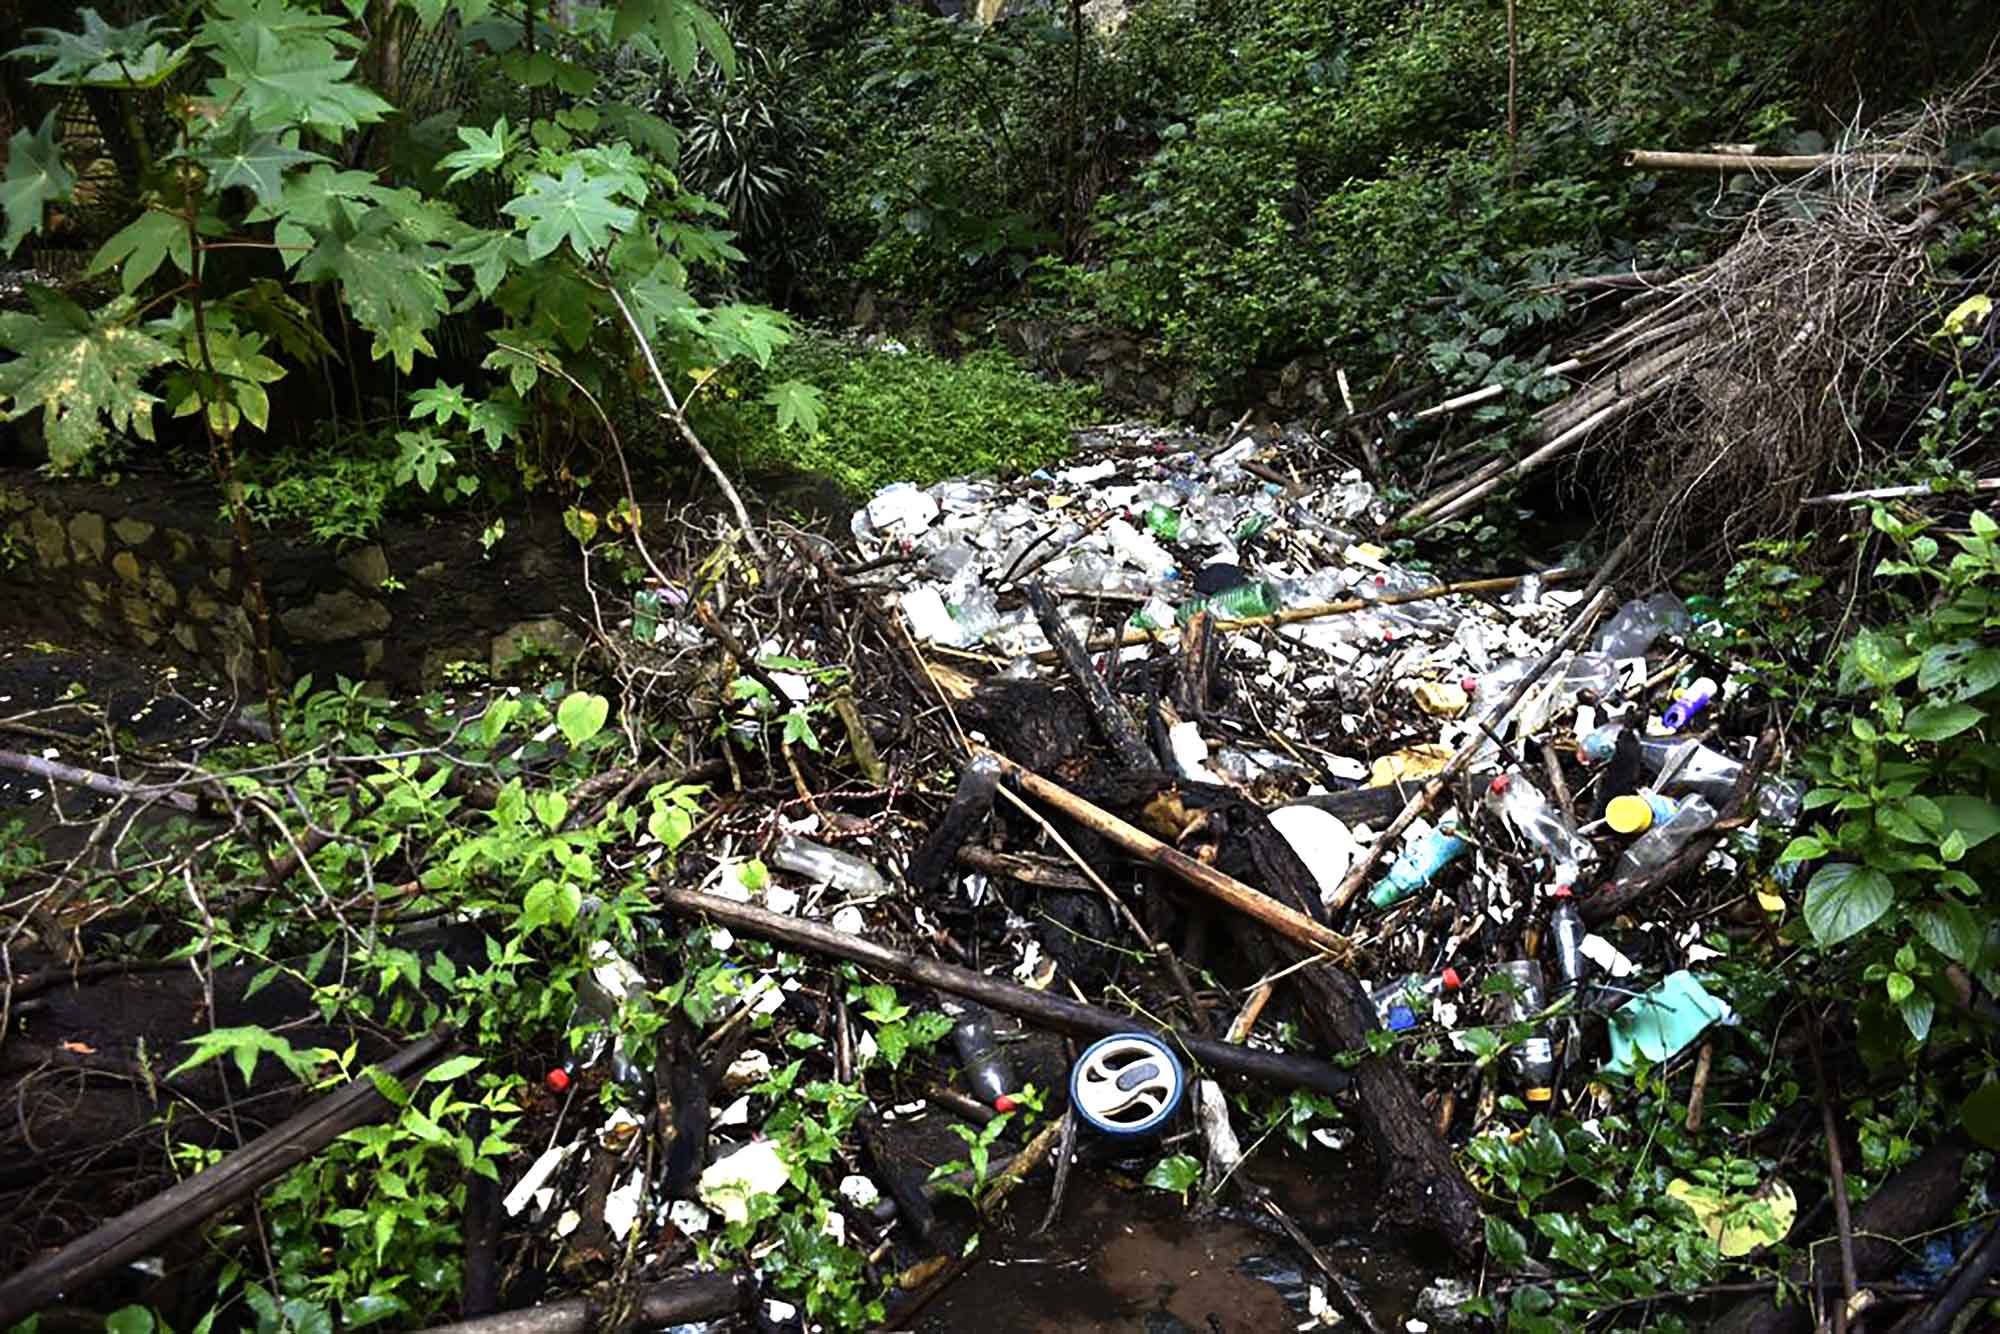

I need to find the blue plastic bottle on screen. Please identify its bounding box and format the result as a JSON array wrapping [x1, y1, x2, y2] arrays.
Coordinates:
[[1368, 824, 1468, 909]]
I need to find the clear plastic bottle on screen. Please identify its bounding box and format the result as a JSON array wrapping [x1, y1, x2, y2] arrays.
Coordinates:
[[1370, 969, 1463, 1032], [1462, 657, 1535, 700], [1547, 893, 1589, 1002], [1485, 773, 1596, 877], [948, 1004, 1018, 1111], [1593, 593, 1691, 659], [1368, 821, 1469, 909], [1609, 795, 1717, 884], [1494, 960, 1556, 1105], [771, 834, 891, 895]]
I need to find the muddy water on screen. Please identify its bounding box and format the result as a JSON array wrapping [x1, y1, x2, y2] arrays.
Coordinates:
[[918, 1160, 1436, 1333]]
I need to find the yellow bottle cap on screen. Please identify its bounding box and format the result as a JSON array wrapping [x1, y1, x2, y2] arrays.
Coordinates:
[[1606, 794, 1656, 834], [1524, 1086, 1553, 1103]]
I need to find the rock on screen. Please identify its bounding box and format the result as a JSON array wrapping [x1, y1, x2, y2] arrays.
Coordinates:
[[1414, 1277, 1479, 1328], [0, 486, 30, 514], [421, 642, 489, 688], [337, 543, 390, 590], [210, 563, 234, 593], [167, 530, 195, 563], [280, 589, 391, 643], [111, 516, 156, 546], [361, 638, 385, 675], [491, 617, 584, 679], [415, 560, 446, 580], [111, 550, 142, 584], [30, 509, 67, 568], [67, 512, 105, 563]]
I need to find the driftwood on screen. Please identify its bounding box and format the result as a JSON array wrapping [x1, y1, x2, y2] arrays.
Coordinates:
[[1026, 582, 1159, 773], [411, 1272, 753, 1334], [0, 749, 202, 813], [0, 1030, 456, 1327], [650, 886, 1352, 1097], [986, 754, 1353, 959]]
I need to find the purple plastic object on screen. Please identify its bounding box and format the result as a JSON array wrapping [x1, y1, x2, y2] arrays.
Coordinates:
[[1660, 676, 1717, 732]]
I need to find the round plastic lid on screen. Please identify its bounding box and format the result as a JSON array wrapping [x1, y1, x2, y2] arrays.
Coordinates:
[[1606, 794, 1657, 834], [1070, 1033, 1185, 1137]]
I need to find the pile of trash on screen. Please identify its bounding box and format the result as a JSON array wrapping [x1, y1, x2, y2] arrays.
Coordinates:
[[500, 420, 1814, 1327]]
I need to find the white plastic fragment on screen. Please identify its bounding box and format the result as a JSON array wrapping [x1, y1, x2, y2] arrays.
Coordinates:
[[831, 904, 867, 934], [864, 483, 940, 538], [1266, 805, 1358, 908], [667, 1199, 712, 1235], [838, 1174, 881, 1208], [603, 1168, 645, 1240], [503, 1143, 573, 1217], [699, 1140, 793, 1226]]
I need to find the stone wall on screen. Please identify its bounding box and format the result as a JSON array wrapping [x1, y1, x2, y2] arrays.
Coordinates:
[[0, 472, 586, 690]]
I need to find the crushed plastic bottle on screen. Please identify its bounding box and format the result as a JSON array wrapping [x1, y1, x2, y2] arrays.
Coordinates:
[[1660, 675, 1718, 732], [1609, 795, 1717, 885], [1462, 657, 1535, 701], [1143, 503, 1182, 541], [770, 833, 891, 896], [1493, 960, 1556, 1104], [1179, 579, 1280, 623], [1593, 592, 1691, 660], [1370, 969, 1463, 1032], [1369, 821, 1469, 910], [1486, 773, 1596, 879], [948, 1003, 1018, 1111]]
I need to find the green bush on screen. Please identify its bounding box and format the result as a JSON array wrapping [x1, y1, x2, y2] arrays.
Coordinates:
[[704, 336, 1096, 495]]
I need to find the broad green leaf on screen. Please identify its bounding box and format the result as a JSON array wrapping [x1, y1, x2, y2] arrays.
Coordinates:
[[89, 209, 193, 293], [170, 1024, 318, 1087], [1849, 629, 1917, 688], [599, 105, 681, 163], [649, 803, 692, 848], [166, 328, 287, 434], [1141, 1153, 1201, 1199], [1875, 802, 1929, 845], [1937, 796, 2000, 851], [206, 23, 394, 137], [198, 117, 327, 207], [17, 11, 189, 88], [1906, 702, 1984, 741], [106, 1307, 155, 1334], [439, 118, 513, 184], [613, 0, 734, 75], [764, 379, 824, 435], [501, 163, 639, 260], [1916, 901, 1985, 966], [1943, 293, 1993, 337], [421, 1054, 484, 1082], [1777, 834, 1826, 863], [1919, 642, 2000, 700], [557, 692, 609, 746], [1, 113, 75, 257], [1885, 971, 1914, 1004], [0, 288, 173, 467], [1485, 1215, 1530, 1270], [1961, 1080, 2000, 1149], [1802, 863, 1894, 947], [295, 205, 449, 372]]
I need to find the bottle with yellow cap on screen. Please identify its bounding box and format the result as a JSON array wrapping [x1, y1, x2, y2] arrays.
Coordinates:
[[1605, 789, 1680, 835], [1494, 960, 1557, 1105]]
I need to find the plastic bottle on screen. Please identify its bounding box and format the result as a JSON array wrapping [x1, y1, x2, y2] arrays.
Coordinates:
[[1578, 723, 1626, 766], [770, 833, 891, 895], [1179, 580, 1280, 623], [949, 1005, 1018, 1111], [1462, 658, 1535, 700], [1494, 960, 1556, 1105], [1546, 893, 1589, 1002], [1368, 822, 1469, 909], [1485, 773, 1596, 877], [1592, 593, 1691, 660], [1143, 503, 1182, 541], [1660, 675, 1718, 732], [1604, 789, 1679, 835], [1370, 969, 1464, 1032], [1609, 795, 1717, 884]]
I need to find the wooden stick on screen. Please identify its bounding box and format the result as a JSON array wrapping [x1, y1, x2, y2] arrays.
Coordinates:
[[1325, 587, 1613, 915], [1801, 477, 2000, 506], [650, 887, 1352, 1097], [410, 1273, 752, 1334], [0, 749, 202, 813], [1413, 357, 1585, 420], [1625, 149, 1936, 174], [1226, 982, 1276, 1044], [984, 754, 1352, 960], [1808, 1012, 1859, 1334], [1026, 581, 1157, 773], [1685, 1040, 1714, 1132], [0, 1030, 456, 1327]]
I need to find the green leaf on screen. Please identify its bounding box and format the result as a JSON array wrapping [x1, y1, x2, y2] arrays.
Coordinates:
[[763, 379, 824, 436], [1961, 1080, 2000, 1150], [205, 21, 394, 137], [1, 113, 75, 257], [171, 1024, 318, 1087], [438, 118, 513, 185], [1900, 991, 1935, 1043], [1916, 901, 1985, 966], [106, 1307, 155, 1334], [1802, 863, 1894, 947], [1906, 703, 1984, 742], [1937, 796, 2000, 851], [1484, 1215, 1530, 1270], [1885, 971, 1914, 1004], [1850, 629, 1918, 688], [648, 803, 693, 849], [1777, 834, 1827, 863], [1920, 642, 2000, 700], [1142, 1153, 1202, 1200], [89, 210, 194, 293], [294, 204, 449, 372], [0, 288, 174, 467], [199, 117, 328, 208], [501, 163, 638, 261], [421, 1054, 484, 1083], [521, 878, 581, 932], [557, 692, 609, 746], [17, 10, 190, 88]]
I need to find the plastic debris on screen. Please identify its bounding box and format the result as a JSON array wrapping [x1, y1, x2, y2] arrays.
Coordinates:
[[698, 1140, 793, 1226], [1604, 972, 1735, 1074]]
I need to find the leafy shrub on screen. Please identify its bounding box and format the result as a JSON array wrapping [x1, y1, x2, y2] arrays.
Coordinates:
[[704, 335, 1096, 495]]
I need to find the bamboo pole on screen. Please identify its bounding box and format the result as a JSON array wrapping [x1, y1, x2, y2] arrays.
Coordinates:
[[1625, 149, 1936, 174], [651, 887, 1353, 1097], [1418, 392, 1653, 528], [410, 1275, 753, 1334], [984, 754, 1352, 959]]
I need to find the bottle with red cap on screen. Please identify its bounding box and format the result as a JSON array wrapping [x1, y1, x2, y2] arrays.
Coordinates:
[[1369, 969, 1463, 1032], [1485, 771, 1596, 878], [947, 1003, 1019, 1112]]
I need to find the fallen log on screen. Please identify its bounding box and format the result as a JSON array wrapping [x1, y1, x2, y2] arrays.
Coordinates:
[[0, 1029, 455, 1327], [649, 886, 1352, 1097], [411, 1272, 753, 1334], [983, 753, 1353, 960], [1026, 581, 1159, 774]]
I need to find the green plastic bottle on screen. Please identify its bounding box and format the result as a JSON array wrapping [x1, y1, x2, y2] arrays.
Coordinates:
[[1177, 580, 1280, 624], [1144, 503, 1182, 541]]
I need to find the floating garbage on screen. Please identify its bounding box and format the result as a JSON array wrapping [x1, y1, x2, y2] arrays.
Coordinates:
[[1604, 971, 1735, 1075], [1071, 1033, 1185, 1137]]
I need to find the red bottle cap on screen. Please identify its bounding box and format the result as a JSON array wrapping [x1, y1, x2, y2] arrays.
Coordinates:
[[993, 1094, 1018, 1113], [545, 1067, 571, 1093], [1440, 968, 1463, 991], [1488, 774, 1511, 795], [1551, 884, 1573, 899]]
